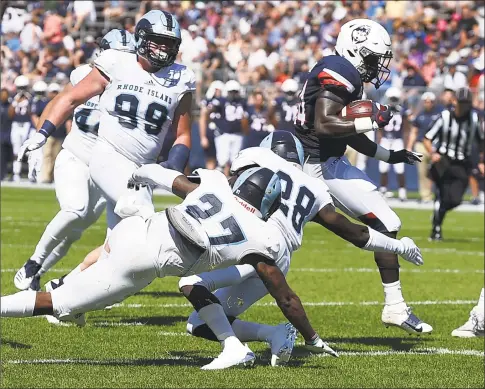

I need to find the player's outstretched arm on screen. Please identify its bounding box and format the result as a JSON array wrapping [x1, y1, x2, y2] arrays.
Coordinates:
[[240, 253, 338, 357], [347, 134, 423, 165], [313, 204, 423, 266], [17, 69, 108, 161], [130, 164, 199, 199]]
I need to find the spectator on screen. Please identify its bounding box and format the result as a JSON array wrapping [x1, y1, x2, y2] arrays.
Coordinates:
[[104, 1, 125, 21], [72, 0, 97, 32], [123, 17, 136, 34], [19, 14, 43, 53], [43, 11, 64, 50], [0, 88, 13, 181], [407, 92, 444, 202], [39, 83, 71, 183], [402, 64, 427, 88], [201, 42, 224, 80], [443, 51, 468, 92], [421, 51, 438, 85], [73, 36, 97, 67]]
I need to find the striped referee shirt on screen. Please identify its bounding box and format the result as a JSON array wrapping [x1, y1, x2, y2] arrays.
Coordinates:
[[425, 109, 484, 161]]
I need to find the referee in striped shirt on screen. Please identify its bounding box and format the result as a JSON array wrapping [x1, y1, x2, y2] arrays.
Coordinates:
[[424, 87, 484, 241]]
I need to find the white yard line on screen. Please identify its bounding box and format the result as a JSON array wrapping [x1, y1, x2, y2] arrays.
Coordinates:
[[5, 347, 483, 365]]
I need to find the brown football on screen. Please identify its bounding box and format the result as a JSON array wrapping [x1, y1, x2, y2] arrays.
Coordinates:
[[339, 100, 377, 119]]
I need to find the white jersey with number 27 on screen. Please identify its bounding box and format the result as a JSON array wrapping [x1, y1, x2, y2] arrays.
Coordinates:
[[232, 147, 333, 253], [62, 64, 101, 165], [94, 49, 196, 165]]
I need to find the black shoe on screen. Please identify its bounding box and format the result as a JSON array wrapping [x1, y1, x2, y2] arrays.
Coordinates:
[[29, 275, 41, 291], [471, 197, 481, 206], [429, 227, 443, 241]]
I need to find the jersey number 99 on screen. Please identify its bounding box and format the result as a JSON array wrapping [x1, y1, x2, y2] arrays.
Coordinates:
[[114, 93, 168, 135]]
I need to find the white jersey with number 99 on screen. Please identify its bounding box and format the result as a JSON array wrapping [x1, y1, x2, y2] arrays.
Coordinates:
[[94, 49, 196, 165]]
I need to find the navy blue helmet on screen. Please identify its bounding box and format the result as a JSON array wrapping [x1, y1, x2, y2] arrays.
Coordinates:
[[260, 131, 305, 168], [231, 167, 281, 221]]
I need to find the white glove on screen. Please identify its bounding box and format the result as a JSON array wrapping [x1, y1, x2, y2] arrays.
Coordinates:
[[130, 164, 183, 192], [17, 132, 47, 162], [27, 147, 43, 182], [114, 184, 155, 220], [399, 237, 423, 266], [304, 336, 339, 357]]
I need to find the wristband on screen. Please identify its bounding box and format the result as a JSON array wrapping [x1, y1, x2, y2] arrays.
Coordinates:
[[39, 120, 57, 138], [354, 117, 375, 134], [164, 144, 190, 173], [374, 145, 391, 162]]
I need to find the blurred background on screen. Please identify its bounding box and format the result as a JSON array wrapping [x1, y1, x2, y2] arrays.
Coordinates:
[[1, 0, 484, 202]]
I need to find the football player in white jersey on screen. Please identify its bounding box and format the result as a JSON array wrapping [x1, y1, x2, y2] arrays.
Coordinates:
[[14, 29, 136, 292], [17, 10, 195, 238], [2, 167, 334, 370], [168, 132, 424, 367]]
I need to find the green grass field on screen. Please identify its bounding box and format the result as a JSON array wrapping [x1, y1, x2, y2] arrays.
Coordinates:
[[1, 187, 484, 388]]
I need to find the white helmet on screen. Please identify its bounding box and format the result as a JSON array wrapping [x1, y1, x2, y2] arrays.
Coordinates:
[[385, 86, 401, 106], [206, 80, 225, 99], [335, 19, 392, 89], [47, 83, 61, 93], [14, 75, 29, 89], [281, 78, 299, 94], [99, 29, 136, 52], [134, 10, 181, 68], [32, 80, 48, 93], [225, 80, 241, 93]]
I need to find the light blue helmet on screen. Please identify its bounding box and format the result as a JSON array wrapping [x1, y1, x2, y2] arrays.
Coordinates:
[[134, 10, 181, 68], [232, 167, 282, 221], [99, 29, 135, 52], [260, 131, 305, 168]]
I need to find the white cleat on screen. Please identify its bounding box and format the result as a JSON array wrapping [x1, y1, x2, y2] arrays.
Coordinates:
[[201, 343, 255, 370], [269, 322, 297, 367], [451, 306, 484, 338], [382, 303, 433, 335], [14, 260, 42, 290]]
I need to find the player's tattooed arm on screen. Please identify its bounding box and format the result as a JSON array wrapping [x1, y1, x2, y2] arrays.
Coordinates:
[[240, 254, 318, 342], [312, 204, 369, 248], [314, 91, 360, 137]]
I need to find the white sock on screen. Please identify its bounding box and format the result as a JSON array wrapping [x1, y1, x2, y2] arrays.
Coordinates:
[[398, 188, 407, 198], [63, 264, 83, 284], [231, 319, 275, 342], [477, 288, 484, 313], [30, 211, 80, 265], [383, 281, 404, 306], [197, 304, 237, 343], [13, 160, 21, 176], [1, 290, 36, 317]]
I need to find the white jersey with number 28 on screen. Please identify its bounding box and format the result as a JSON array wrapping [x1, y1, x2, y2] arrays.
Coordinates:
[[232, 147, 333, 253], [94, 49, 196, 165]]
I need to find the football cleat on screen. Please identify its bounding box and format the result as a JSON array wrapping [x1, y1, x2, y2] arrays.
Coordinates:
[[14, 259, 41, 290], [428, 226, 443, 242], [269, 322, 297, 367], [304, 337, 339, 357], [451, 306, 484, 338], [382, 304, 433, 335], [201, 343, 255, 370]]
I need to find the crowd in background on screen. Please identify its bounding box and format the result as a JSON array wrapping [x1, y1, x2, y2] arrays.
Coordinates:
[[1, 0, 484, 201]]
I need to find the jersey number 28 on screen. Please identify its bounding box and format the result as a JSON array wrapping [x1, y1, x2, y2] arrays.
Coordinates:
[[277, 171, 315, 234]]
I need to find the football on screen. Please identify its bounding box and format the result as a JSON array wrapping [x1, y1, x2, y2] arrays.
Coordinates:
[[339, 99, 379, 119]]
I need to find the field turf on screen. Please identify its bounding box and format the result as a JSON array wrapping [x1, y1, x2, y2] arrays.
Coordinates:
[[1, 187, 484, 388]]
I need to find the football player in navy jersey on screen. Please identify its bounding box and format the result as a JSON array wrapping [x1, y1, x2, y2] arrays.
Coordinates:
[[199, 80, 225, 170], [295, 19, 431, 334], [270, 78, 299, 133], [211, 80, 248, 175], [378, 87, 409, 201], [243, 90, 274, 149]]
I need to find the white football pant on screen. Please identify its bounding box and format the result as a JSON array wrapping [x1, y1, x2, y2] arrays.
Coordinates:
[[378, 138, 405, 175], [215, 133, 243, 169], [304, 156, 401, 233], [89, 140, 140, 233], [32, 149, 106, 273]]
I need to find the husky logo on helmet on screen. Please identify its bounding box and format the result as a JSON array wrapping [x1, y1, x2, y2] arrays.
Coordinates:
[[351, 25, 371, 44]]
